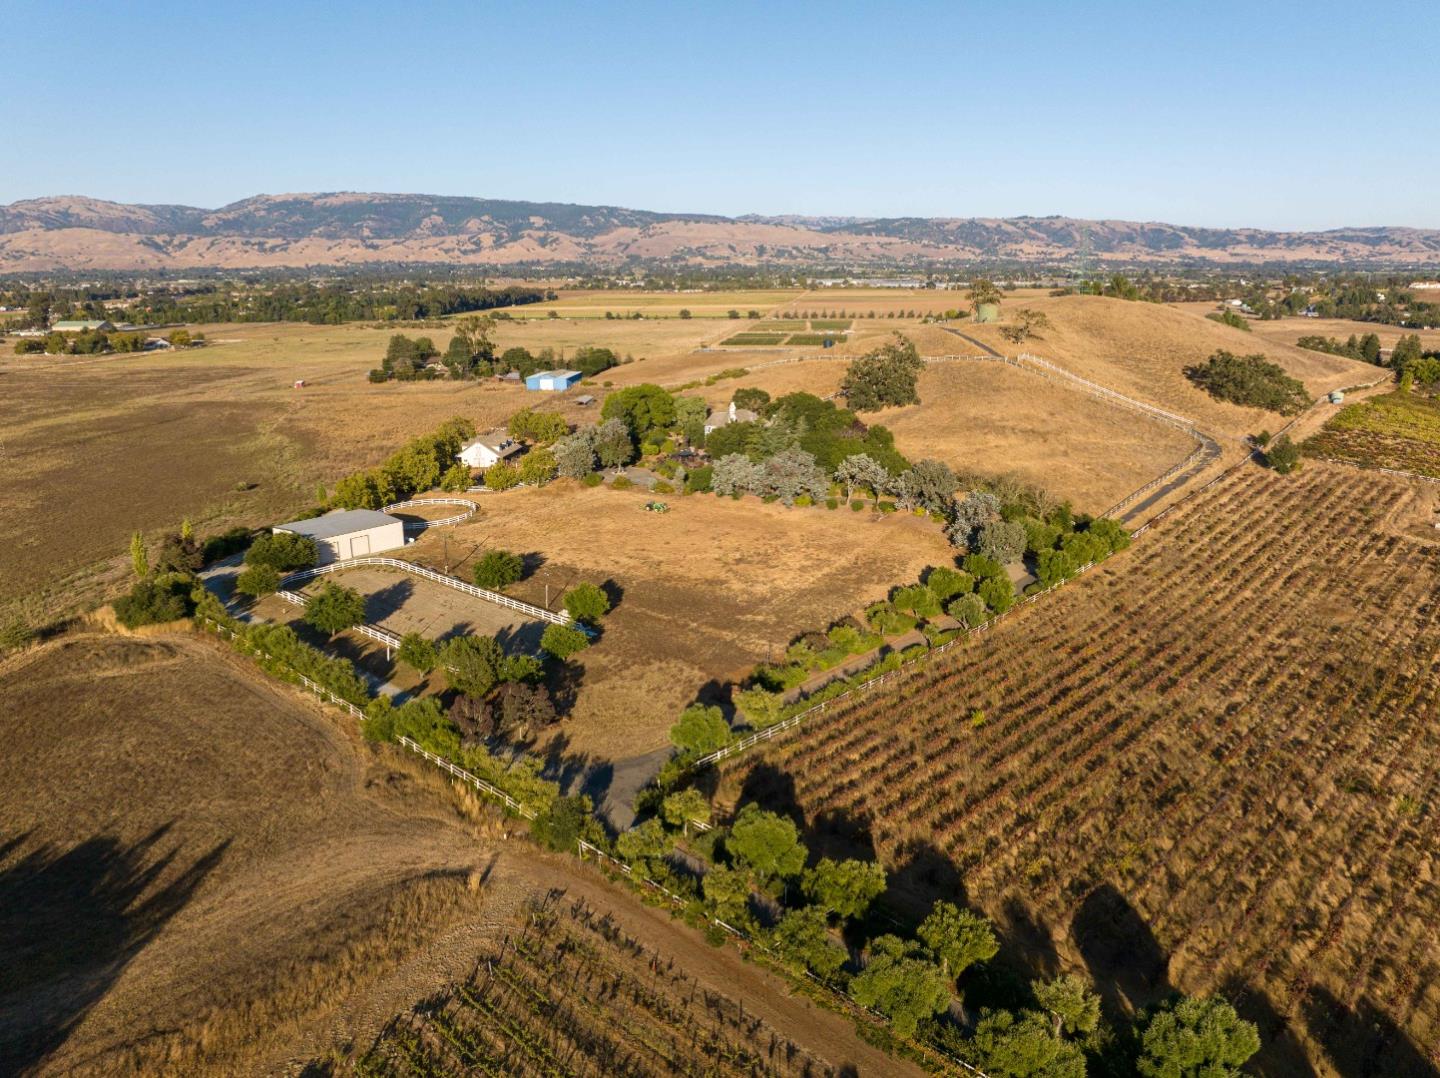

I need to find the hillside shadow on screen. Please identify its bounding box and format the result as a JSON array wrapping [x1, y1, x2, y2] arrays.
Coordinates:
[[1300, 984, 1435, 1078], [0, 826, 227, 1072], [1070, 883, 1171, 1015]]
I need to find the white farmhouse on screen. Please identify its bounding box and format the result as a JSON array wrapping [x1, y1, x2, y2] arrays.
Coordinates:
[[703, 400, 759, 435], [274, 509, 405, 564], [457, 431, 522, 470]]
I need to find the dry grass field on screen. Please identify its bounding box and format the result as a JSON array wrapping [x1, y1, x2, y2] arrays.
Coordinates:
[[0, 630, 495, 1076], [951, 295, 1375, 441], [0, 628, 905, 1076], [402, 480, 957, 759], [874, 361, 1198, 511], [718, 463, 1440, 1077], [1244, 314, 1440, 354]]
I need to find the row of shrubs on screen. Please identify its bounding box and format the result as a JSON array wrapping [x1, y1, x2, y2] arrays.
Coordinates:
[[615, 771, 1257, 1076]]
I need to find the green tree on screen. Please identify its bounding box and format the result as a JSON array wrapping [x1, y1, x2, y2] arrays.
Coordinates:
[[668, 703, 732, 755], [1000, 307, 1054, 344], [1392, 333, 1424, 370], [1033, 975, 1102, 1037], [1265, 433, 1302, 474], [702, 864, 752, 924], [925, 566, 973, 602], [840, 335, 925, 412], [473, 549, 523, 590], [849, 935, 952, 1038], [1185, 350, 1311, 415], [235, 563, 281, 598], [245, 531, 319, 571], [592, 417, 636, 468], [519, 447, 558, 486], [968, 278, 1004, 313], [440, 462, 471, 491], [1360, 332, 1382, 364], [484, 461, 520, 491], [802, 857, 887, 920], [772, 907, 847, 980], [979, 575, 1017, 615], [917, 901, 999, 979], [531, 794, 591, 852], [948, 592, 989, 628], [602, 384, 677, 440], [1136, 996, 1260, 1078], [615, 817, 674, 878], [130, 531, 148, 577], [440, 635, 506, 698], [540, 622, 590, 660], [563, 582, 610, 624], [678, 308, 692, 319], [397, 631, 438, 673], [979, 519, 1028, 564], [966, 1008, 1087, 1078], [113, 576, 194, 628], [554, 429, 598, 478], [661, 788, 711, 834], [304, 582, 367, 635], [727, 803, 807, 884]]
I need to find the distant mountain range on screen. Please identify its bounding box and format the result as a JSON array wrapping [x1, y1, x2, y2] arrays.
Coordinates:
[[2, 193, 1438, 272]]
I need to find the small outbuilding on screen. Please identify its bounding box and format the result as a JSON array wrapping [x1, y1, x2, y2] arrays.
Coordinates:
[[525, 369, 583, 392], [52, 319, 114, 333], [1329, 390, 1345, 404], [273, 508, 405, 564]]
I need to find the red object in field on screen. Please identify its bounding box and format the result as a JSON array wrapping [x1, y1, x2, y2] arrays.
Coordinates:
[[293, 379, 306, 388]]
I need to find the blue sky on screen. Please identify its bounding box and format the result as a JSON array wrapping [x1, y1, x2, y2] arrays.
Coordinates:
[[5, 0, 1436, 229]]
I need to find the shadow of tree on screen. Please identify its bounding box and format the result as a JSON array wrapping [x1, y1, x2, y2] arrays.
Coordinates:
[[364, 578, 414, 623], [1218, 975, 1316, 1078], [0, 825, 228, 1072], [737, 762, 802, 828], [1300, 984, 1436, 1078], [1070, 883, 1172, 1016]]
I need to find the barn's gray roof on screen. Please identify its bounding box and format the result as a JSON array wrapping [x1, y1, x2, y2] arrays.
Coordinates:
[[275, 509, 401, 541]]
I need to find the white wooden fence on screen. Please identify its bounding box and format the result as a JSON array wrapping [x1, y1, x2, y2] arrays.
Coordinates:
[[382, 497, 478, 531], [280, 556, 570, 625], [273, 588, 405, 651], [397, 736, 536, 818]]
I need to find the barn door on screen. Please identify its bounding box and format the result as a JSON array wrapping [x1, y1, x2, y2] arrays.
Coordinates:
[[350, 534, 369, 557]]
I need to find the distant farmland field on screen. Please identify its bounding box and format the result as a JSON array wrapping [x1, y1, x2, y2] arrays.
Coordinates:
[[719, 464, 1440, 1076]]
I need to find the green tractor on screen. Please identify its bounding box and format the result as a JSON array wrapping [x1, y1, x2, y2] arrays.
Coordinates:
[[644, 501, 670, 514]]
